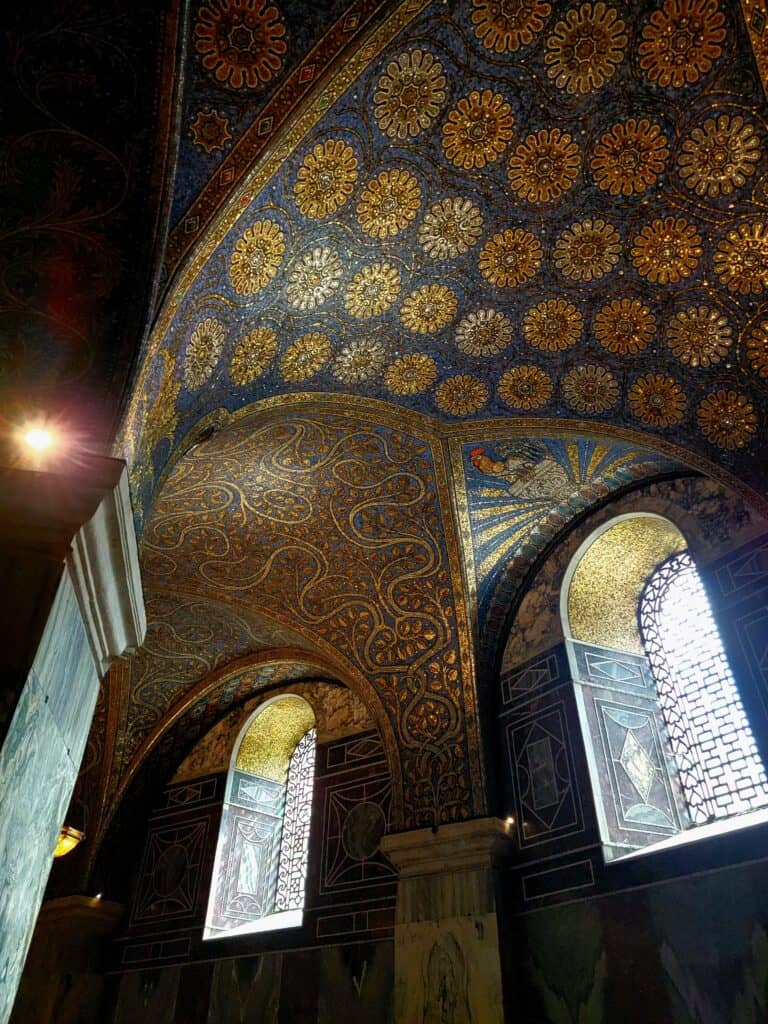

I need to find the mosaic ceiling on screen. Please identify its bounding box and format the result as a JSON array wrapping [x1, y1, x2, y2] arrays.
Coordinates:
[[127, 0, 768, 516]]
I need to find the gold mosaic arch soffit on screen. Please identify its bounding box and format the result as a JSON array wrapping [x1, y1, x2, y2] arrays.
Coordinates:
[[119, 0, 429, 461], [141, 393, 768, 526], [97, 646, 405, 854]]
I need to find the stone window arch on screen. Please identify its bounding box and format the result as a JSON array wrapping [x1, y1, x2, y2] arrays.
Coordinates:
[[204, 694, 316, 938]]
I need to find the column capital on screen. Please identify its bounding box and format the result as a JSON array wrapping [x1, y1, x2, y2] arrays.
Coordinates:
[[381, 816, 513, 877]]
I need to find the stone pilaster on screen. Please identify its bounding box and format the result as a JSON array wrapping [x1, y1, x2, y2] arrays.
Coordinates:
[[0, 459, 144, 1024], [381, 817, 512, 1024]]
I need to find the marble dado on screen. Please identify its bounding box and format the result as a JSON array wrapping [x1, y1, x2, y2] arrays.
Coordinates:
[[382, 818, 513, 1024]]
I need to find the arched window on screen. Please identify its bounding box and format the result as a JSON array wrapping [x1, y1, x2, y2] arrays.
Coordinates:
[[639, 552, 768, 825], [204, 695, 316, 939], [563, 514, 768, 859]]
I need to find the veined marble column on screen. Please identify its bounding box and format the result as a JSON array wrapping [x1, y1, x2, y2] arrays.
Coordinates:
[[0, 458, 145, 1024], [381, 818, 512, 1024]]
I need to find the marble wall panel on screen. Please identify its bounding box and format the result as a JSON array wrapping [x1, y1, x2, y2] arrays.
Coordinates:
[[112, 968, 180, 1024], [0, 569, 100, 1024], [207, 955, 281, 1024]]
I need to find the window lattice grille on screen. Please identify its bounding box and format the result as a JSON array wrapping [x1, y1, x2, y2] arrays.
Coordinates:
[[275, 728, 316, 912], [639, 552, 768, 824]]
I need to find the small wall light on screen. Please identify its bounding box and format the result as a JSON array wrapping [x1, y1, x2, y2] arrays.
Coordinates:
[[54, 825, 85, 858]]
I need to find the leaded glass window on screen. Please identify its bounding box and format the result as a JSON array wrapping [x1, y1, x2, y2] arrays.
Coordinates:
[[275, 728, 316, 912], [204, 697, 316, 940], [639, 552, 768, 824]]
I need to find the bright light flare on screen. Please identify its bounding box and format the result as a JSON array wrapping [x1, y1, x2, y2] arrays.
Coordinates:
[[22, 426, 54, 452]]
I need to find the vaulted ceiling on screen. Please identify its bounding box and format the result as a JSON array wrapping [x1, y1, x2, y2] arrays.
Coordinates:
[[41, 0, 768, 880]]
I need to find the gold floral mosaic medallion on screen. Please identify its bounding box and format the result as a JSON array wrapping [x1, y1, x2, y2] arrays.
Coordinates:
[[455, 310, 513, 356], [631, 217, 702, 285], [479, 228, 542, 287], [418, 198, 484, 259], [442, 90, 515, 170], [384, 352, 438, 395], [435, 374, 488, 416], [594, 299, 655, 355], [344, 263, 401, 319], [628, 373, 686, 428], [229, 327, 277, 385], [523, 299, 583, 351], [713, 223, 768, 295], [544, 2, 627, 95], [285, 247, 342, 311], [591, 118, 669, 196], [373, 50, 446, 140], [294, 140, 359, 219], [667, 307, 732, 368], [746, 322, 768, 378], [185, 317, 226, 389], [497, 365, 553, 409], [400, 284, 458, 334], [507, 129, 581, 204], [194, 0, 287, 89], [678, 115, 760, 198], [190, 109, 232, 153], [279, 333, 331, 383], [230, 220, 286, 294], [471, 0, 551, 53], [639, 0, 725, 89], [331, 337, 389, 385], [553, 219, 621, 282], [562, 364, 619, 414], [697, 390, 757, 449], [357, 168, 422, 239]]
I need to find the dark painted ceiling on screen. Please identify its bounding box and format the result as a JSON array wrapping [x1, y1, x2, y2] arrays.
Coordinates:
[[0, 0, 179, 448]]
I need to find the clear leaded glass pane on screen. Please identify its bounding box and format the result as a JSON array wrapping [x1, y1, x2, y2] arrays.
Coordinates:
[[275, 728, 316, 912], [640, 552, 768, 824]]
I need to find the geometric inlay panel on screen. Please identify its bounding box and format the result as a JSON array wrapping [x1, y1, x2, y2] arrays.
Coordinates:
[[320, 774, 396, 894], [132, 818, 208, 923], [501, 647, 566, 707], [594, 698, 681, 836], [507, 702, 582, 847]]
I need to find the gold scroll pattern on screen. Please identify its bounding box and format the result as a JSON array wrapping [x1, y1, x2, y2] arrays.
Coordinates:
[[142, 413, 480, 825]]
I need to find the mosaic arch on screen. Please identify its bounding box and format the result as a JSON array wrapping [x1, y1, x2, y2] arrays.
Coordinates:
[[124, 0, 768, 519]]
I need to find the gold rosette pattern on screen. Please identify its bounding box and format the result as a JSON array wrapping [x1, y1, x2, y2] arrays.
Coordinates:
[[639, 0, 726, 89], [479, 228, 542, 287], [631, 217, 702, 285], [442, 90, 515, 170], [594, 299, 656, 355], [667, 307, 732, 368], [523, 299, 583, 351], [385, 353, 438, 395], [400, 284, 458, 334], [435, 374, 489, 416], [591, 118, 669, 196], [553, 219, 621, 282], [507, 129, 581, 204], [357, 168, 422, 239], [497, 365, 553, 409], [544, 2, 627, 95], [294, 140, 359, 219], [279, 333, 331, 383], [628, 374, 686, 428], [562, 364, 619, 413], [229, 220, 286, 294], [697, 390, 757, 449], [373, 50, 446, 140], [344, 263, 402, 319], [229, 327, 277, 385]]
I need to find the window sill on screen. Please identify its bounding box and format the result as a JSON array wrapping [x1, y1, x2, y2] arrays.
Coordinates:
[[609, 806, 768, 864], [203, 908, 303, 941]]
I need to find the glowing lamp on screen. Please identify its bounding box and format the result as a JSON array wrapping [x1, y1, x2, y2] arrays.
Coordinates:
[[22, 426, 54, 452], [54, 825, 85, 858]]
